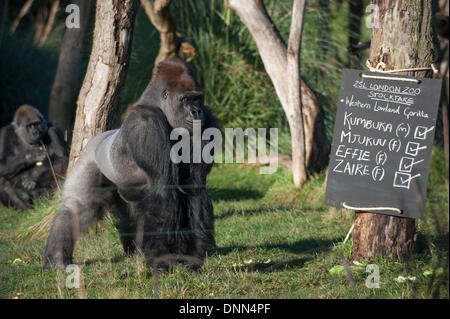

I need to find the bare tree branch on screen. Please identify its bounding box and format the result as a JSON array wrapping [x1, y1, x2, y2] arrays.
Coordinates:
[[10, 0, 34, 33], [38, 0, 59, 47], [140, 0, 196, 75]]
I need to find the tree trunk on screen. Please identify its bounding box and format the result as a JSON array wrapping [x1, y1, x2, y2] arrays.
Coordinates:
[[353, 0, 439, 260], [286, 0, 308, 187], [353, 213, 417, 260], [48, 0, 93, 141], [229, 0, 329, 187], [140, 0, 196, 75], [68, 0, 140, 171], [140, 0, 177, 72]]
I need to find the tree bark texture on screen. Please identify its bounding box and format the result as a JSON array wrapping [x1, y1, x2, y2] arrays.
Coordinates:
[[353, 0, 439, 260], [229, 0, 329, 187], [48, 0, 93, 141], [68, 0, 140, 171], [286, 0, 308, 187]]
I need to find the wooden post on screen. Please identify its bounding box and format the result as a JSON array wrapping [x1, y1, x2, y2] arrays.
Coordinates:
[[353, 0, 438, 260]]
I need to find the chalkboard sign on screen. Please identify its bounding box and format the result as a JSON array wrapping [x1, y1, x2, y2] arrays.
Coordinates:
[[325, 69, 442, 219]]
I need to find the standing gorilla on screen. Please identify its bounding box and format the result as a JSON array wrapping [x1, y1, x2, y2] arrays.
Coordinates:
[[44, 58, 218, 269], [0, 105, 69, 210]]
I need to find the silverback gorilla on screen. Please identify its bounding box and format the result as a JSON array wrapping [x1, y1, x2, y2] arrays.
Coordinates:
[[0, 105, 69, 210], [44, 59, 218, 270]]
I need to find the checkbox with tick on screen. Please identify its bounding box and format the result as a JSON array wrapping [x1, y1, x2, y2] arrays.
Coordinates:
[[399, 157, 414, 173], [393, 172, 421, 190], [414, 126, 434, 140], [405, 142, 427, 156], [399, 157, 424, 173]]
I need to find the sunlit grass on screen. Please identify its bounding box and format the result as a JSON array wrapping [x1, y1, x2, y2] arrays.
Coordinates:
[[0, 148, 447, 299]]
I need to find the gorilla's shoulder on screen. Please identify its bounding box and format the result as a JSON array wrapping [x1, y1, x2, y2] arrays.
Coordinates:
[[203, 105, 220, 129], [123, 105, 169, 127], [0, 124, 19, 159], [0, 124, 18, 142], [0, 123, 15, 134]]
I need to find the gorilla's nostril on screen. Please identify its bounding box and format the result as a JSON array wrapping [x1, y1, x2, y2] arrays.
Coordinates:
[[190, 108, 202, 119]]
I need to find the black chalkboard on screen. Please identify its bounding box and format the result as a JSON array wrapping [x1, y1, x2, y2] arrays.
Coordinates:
[[325, 69, 442, 219]]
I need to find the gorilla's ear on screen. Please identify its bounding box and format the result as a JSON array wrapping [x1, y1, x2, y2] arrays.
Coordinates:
[[161, 89, 168, 100]]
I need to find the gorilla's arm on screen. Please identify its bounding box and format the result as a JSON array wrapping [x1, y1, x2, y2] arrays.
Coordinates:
[[93, 105, 178, 202], [43, 125, 69, 180], [46, 125, 69, 159], [0, 126, 44, 179], [120, 105, 176, 189], [180, 105, 219, 253], [187, 106, 220, 187]]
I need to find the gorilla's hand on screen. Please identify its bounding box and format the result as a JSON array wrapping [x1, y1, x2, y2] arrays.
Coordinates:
[[22, 179, 37, 190], [25, 148, 46, 163]]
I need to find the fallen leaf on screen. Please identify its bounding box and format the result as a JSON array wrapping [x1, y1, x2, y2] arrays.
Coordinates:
[[329, 265, 345, 275]]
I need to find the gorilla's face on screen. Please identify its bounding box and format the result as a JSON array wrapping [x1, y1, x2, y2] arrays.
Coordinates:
[[15, 108, 48, 145], [162, 89, 205, 131], [24, 119, 47, 144]]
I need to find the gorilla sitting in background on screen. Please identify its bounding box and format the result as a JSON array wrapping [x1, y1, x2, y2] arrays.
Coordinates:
[[0, 105, 69, 210], [44, 58, 218, 270]]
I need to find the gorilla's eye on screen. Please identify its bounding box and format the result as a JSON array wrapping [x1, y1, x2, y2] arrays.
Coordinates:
[[182, 97, 188, 103], [28, 122, 41, 129], [161, 90, 168, 99]]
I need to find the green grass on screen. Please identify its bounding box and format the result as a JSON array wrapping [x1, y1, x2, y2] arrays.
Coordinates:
[[0, 0, 447, 299], [0, 147, 447, 299]]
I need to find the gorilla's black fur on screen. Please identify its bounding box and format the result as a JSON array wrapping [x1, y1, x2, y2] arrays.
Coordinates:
[[44, 59, 218, 270], [0, 105, 69, 210]]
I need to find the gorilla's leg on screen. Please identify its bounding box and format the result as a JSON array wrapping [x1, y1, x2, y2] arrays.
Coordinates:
[[113, 194, 138, 256], [140, 192, 182, 269], [0, 177, 29, 210], [186, 193, 215, 266], [44, 160, 112, 268], [44, 199, 103, 268]]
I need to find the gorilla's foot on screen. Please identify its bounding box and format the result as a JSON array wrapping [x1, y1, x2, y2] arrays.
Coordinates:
[[146, 253, 204, 271], [43, 251, 71, 269]]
